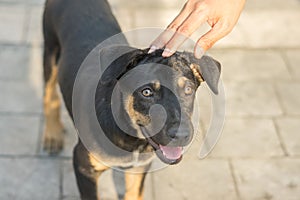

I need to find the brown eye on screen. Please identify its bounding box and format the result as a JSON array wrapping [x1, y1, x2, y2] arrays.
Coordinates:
[[141, 88, 153, 97], [185, 86, 193, 95]]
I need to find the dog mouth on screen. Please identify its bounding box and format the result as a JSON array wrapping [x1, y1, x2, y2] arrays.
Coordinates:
[[140, 127, 183, 165]]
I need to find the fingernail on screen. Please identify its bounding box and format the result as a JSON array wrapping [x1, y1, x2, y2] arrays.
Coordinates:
[[162, 48, 174, 57], [148, 45, 158, 54], [195, 46, 205, 59]]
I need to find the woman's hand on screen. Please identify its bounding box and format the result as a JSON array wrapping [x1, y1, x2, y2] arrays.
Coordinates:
[[149, 0, 246, 58]]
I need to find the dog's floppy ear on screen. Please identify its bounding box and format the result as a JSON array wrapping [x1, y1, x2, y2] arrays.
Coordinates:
[[183, 53, 221, 94], [99, 46, 144, 85]]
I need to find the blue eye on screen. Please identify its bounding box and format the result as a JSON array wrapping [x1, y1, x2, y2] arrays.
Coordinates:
[[141, 88, 153, 97]]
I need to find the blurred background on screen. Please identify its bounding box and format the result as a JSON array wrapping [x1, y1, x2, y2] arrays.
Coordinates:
[[0, 0, 299, 199]]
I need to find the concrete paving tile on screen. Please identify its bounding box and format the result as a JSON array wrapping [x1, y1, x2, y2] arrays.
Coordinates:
[[210, 50, 291, 82], [109, 0, 184, 9], [0, 44, 43, 112], [98, 169, 118, 200], [0, 5, 27, 43], [238, 11, 300, 48], [233, 158, 300, 200], [0, 0, 45, 5], [0, 115, 40, 155], [143, 173, 154, 200], [0, 80, 42, 113], [225, 82, 283, 116], [134, 9, 178, 28], [285, 50, 300, 80], [111, 8, 134, 31], [62, 160, 80, 198], [244, 0, 300, 10], [0, 157, 60, 200], [0, 45, 30, 80], [213, 23, 249, 48], [26, 6, 43, 45], [275, 117, 300, 156], [210, 118, 284, 158], [151, 159, 237, 200], [276, 83, 300, 115], [63, 197, 80, 200]]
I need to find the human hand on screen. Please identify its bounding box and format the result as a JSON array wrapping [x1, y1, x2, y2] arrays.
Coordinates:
[[148, 0, 245, 58]]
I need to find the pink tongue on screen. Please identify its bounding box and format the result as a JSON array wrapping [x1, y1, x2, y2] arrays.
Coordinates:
[[159, 145, 183, 160]]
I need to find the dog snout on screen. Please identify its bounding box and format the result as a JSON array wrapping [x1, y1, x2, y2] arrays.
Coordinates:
[[166, 123, 193, 146]]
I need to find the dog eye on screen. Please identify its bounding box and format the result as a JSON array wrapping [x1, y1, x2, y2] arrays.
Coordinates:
[[141, 88, 153, 97], [184, 86, 193, 95]]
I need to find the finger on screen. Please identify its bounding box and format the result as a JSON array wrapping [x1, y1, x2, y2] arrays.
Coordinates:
[[167, 2, 193, 30], [195, 21, 232, 58], [162, 11, 208, 57], [149, 3, 191, 54], [148, 29, 175, 53]]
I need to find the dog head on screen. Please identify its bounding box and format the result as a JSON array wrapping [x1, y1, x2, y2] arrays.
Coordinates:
[[96, 48, 221, 165]]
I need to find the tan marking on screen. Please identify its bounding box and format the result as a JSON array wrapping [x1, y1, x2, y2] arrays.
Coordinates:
[[43, 66, 64, 154], [124, 172, 146, 200], [177, 76, 188, 88], [190, 64, 204, 82], [152, 80, 160, 91], [88, 153, 109, 171], [126, 95, 150, 127]]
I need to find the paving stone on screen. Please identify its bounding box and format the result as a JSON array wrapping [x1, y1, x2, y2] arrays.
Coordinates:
[[276, 83, 300, 115], [109, 0, 184, 9], [63, 197, 80, 200], [98, 169, 119, 200], [0, 0, 45, 5], [209, 118, 284, 158], [213, 23, 248, 48], [0, 5, 27, 43], [152, 159, 237, 200], [62, 160, 80, 198], [0, 115, 40, 155], [233, 159, 300, 200], [238, 10, 300, 48], [0, 45, 43, 113], [210, 50, 291, 82], [225, 82, 283, 116], [275, 117, 300, 156], [285, 50, 300, 80], [111, 8, 134, 31], [244, 0, 300, 10], [26, 6, 43, 45], [0, 45, 30, 81], [134, 9, 178, 28], [0, 80, 42, 113], [0, 158, 60, 200]]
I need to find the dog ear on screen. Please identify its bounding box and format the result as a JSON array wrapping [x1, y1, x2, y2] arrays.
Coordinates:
[[99, 46, 144, 85], [183, 53, 221, 94]]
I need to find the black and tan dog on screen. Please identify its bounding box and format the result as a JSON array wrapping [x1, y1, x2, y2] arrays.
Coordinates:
[[42, 0, 221, 199]]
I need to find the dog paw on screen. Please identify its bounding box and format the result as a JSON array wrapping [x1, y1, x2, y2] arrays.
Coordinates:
[[43, 124, 65, 155]]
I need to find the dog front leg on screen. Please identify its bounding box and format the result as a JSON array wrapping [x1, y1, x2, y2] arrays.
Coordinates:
[[73, 142, 108, 200], [123, 164, 151, 200]]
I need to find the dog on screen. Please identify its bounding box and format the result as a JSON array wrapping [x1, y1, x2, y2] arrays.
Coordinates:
[[42, 0, 221, 199]]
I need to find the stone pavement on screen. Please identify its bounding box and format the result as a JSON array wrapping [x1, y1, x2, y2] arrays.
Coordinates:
[[0, 0, 299, 199]]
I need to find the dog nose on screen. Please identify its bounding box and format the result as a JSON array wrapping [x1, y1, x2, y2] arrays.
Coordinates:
[[167, 125, 192, 144]]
